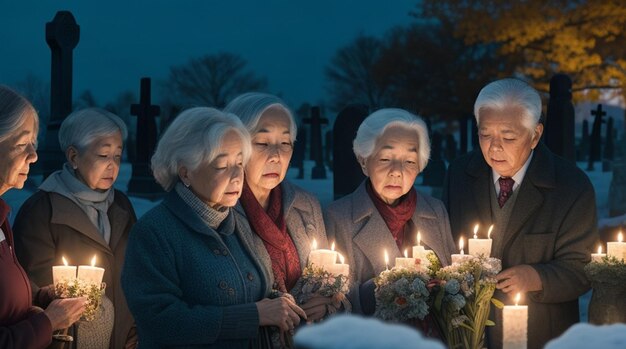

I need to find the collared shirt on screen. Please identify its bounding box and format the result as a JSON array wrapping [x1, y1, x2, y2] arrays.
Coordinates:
[[492, 151, 534, 196], [0, 227, 5, 242]]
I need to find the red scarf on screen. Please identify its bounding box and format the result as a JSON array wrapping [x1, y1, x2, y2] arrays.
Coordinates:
[[365, 180, 417, 250], [240, 182, 301, 292]]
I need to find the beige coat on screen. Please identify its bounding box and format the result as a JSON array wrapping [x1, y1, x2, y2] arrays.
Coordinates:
[[13, 190, 136, 349], [324, 181, 456, 314]]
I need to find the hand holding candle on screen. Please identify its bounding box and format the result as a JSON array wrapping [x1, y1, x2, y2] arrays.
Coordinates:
[[503, 293, 528, 349]]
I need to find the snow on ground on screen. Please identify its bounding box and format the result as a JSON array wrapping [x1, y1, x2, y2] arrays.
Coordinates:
[[544, 323, 626, 349]]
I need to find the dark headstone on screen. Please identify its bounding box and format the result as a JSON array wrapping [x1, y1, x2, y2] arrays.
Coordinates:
[[587, 104, 606, 171], [128, 78, 163, 199], [544, 74, 576, 162], [325, 130, 333, 171], [422, 131, 447, 187], [304, 106, 328, 179], [445, 134, 457, 162], [579, 120, 590, 161], [333, 104, 368, 200], [603, 117, 615, 172], [36, 11, 80, 177], [292, 126, 307, 179]]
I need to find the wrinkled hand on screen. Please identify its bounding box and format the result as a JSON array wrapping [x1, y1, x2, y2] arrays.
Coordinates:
[[44, 297, 87, 330], [300, 295, 340, 323], [496, 264, 542, 295], [257, 296, 307, 346]]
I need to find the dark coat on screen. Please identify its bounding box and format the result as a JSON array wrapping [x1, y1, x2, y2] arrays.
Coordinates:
[[13, 190, 137, 349], [442, 142, 598, 349], [325, 181, 456, 314]]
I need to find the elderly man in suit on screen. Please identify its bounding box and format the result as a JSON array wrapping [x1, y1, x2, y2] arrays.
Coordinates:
[[443, 78, 597, 349]]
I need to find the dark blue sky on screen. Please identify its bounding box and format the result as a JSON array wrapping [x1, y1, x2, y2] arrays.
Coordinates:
[[1, 0, 416, 109]]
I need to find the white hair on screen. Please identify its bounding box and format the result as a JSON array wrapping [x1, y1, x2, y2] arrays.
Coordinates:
[[224, 92, 297, 142], [474, 78, 542, 133], [0, 85, 39, 144], [151, 107, 252, 192], [59, 107, 128, 152], [353, 108, 431, 171]]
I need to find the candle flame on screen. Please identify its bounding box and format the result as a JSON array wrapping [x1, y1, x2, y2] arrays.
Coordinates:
[[384, 249, 389, 269], [62, 256, 68, 266], [404, 249, 408, 258], [338, 253, 345, 264], [91, 255, 97, 267], [619, 232, 623, 243], [417, 231, 421, 246], [598, 245, 603, 254], [515, 293, 521, 306], [312, 238, 318, 250], [488, 225, 494, 239], [331, 241, 336, 251], [473, 224, 479, 239], [459, 237, 465, 254]]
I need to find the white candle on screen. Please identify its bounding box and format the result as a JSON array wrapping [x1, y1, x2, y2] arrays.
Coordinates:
[[591, 245, 606, 263], [384, 249, 389, 270], [451, 237, 472, 264], [308, 239, 338, 269], [52, 256, 76, 286], [412, 231, 428, 260], [468, 224, 493, 257], [607, 231, 626, 262], [327, 253, 350, 276], [395, 249, 417, 270], [77, 255, 105, 286], [503, 293, 528, 349]]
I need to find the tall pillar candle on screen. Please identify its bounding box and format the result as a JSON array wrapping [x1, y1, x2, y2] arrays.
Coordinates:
[[468, 224, 493, 257], [451, 237, 472, 264], [503, 293, 528, 349], [607, 231, 626, 262], [412, 231, 428, 260], [52, 256, 76, 286], [308, 239, 338, 269], [327, 253, 350, 276], [77, 255, 105, 286], [395, 249, 417, 270]]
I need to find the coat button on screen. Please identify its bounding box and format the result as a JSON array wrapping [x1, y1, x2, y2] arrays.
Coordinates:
[[222, 249, 229, 256], [213, 249, 221, 255], [228, 288, 235, 296], [219, 281, 228, 289], [247, 272, 254, 281]]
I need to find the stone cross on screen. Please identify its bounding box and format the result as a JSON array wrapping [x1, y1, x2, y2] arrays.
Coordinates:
[[587, 104, 605, 171], [544, 74, 575, 162], [304, 106, 328, 179], [128, 77, 163, 198], [38, 11, 80, 177]]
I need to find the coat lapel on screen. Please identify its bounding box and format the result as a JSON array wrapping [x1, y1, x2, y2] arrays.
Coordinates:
[[107, 199, 130, 253], [282, 182, 313, 265], [49, 193, 111, 254], [412, 193, 452, 266]]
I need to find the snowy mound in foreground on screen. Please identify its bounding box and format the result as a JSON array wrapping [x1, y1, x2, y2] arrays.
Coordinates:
[[545, 323, 626, 349], [294, 314, 445, 349]]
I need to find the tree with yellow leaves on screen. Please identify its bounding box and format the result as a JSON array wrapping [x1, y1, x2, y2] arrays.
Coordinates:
[[418, 0, 626, 101]]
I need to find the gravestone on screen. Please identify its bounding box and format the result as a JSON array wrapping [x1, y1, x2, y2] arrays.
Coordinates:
[[445, 134, 457, 162], [304, 106, 327, 179], [579, 120, 590, 161], [325, 130, 333, 171], [128, 78, 163, 198], [603, 117, 615, 172], [333, 104, 368, 199], [422, 131, 447, 188], [36, 11, 80, 178], [587, 104, 606, 171], [292, 125, 307, 179], [544, 74, 575, 162]]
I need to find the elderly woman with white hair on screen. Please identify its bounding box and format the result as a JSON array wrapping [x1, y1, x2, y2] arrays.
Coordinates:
[[224, 93, 331, 321], [14, 107, 137, 349], [0, 85, 86, 349], [121, 107, 306, 349], [325, 108, 456, 315]]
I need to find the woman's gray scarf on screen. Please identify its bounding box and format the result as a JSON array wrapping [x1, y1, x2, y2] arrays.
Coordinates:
[[39, 163, 115, 243]]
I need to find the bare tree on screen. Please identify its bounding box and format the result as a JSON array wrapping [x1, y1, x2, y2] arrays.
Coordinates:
[[166, 52, 268, 108], [325, 34, 392, 112]]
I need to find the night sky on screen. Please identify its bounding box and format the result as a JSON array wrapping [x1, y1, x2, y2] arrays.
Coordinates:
[[1, 0, 416, 109]]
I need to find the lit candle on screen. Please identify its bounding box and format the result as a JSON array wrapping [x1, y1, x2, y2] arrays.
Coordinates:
[[412, 231, 428, 260], [503, 293, 528, 349], [607, 231, 626, 262], [591, 245, 606, 263], [395, 249, 417, 270], [52, 256, 77, 286], [77, 255, 105, 286], [308, 238, 338, 269], [468, 224, 493, 257], [384, 249, 389, 270], [327, 252, 350, 276], [451, 237, 472, 264]]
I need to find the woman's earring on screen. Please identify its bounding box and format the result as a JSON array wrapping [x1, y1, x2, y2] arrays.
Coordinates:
[[184, 182, 190, 188], [72, 164, 78, 170]]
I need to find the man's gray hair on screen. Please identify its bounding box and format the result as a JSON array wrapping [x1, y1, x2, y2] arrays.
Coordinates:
[[59, 108, 128, 152], [353, 108, 431, 171], [0, 85, 39, 144], [224, 92, 297, 142], [474, 78, 542, 133], [151, 107, 252, 192]]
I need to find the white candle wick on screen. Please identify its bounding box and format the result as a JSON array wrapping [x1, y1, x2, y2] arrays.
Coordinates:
[[488, 225, 494, 239], [473, 224, 479, 239], [331, 241, 335, 251], [404, 249, 408, 258], [91, 255, 97, 267], [515, 292, 521, 306], [62, 256, 69, 266], [417, 231, 421, 246], [459, 237, 465, 255], [598, 245, 602, 254], [384, 249, 389, 270]]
